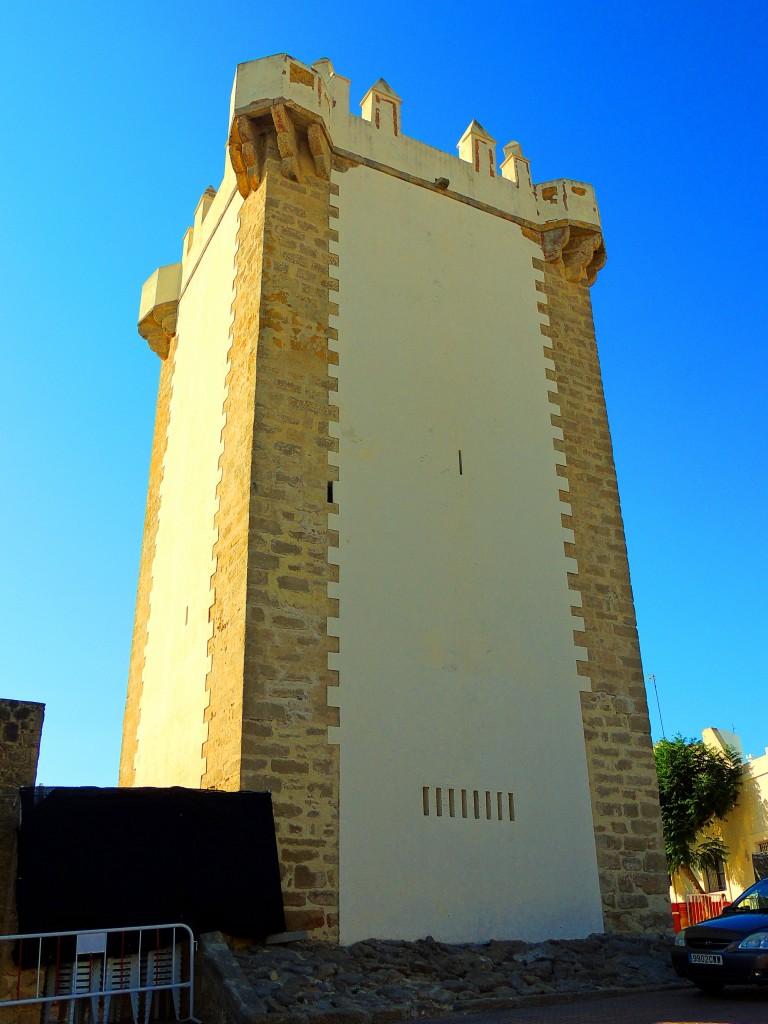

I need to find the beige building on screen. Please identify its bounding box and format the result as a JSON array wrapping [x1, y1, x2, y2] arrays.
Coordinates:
[[672, 728, 768, 903], [121, 53, 669, 943]]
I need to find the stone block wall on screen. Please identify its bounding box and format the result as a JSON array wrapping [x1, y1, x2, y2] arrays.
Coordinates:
[[537, 256, 670, 931], [0, 699, 44, 1021], [203, 136, 340, 937], [199, 185, 262, 793]]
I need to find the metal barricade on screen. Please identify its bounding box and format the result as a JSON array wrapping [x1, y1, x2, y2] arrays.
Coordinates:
[[684, 891, 729, 925], [0, 922, 197, 1022]]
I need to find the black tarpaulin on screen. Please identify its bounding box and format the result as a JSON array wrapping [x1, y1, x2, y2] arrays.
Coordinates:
[[16, 787, 285, 940]]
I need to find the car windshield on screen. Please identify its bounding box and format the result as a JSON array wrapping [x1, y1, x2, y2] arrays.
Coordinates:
[[724, 878, 768, 914]]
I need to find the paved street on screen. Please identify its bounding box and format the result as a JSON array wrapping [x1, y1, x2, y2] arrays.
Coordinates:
[[418, 985, 768, 1023]]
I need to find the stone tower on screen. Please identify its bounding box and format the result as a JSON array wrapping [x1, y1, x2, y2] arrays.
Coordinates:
[[120, 54, 669, 942]]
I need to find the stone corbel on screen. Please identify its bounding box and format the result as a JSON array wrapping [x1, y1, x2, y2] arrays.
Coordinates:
[[583, 238, 607, 286], [229, 114, 277, 199], [229, 103, 332, 198], [541, 226, 570, 264], [138, 301, 178, 360], [307, 122, 331, 180], [271, 103, 302, 182], [541, 225, 606, 286]]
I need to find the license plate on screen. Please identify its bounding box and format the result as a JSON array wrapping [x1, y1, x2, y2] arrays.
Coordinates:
[[689, 953, 723, 965]]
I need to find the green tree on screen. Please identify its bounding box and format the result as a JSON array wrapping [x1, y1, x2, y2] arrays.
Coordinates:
[[654, 734, 742, 893]]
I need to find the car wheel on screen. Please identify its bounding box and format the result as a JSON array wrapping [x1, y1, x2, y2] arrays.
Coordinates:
[[692, 977, 726, 996]]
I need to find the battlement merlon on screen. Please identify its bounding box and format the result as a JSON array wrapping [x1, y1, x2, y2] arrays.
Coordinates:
[[227, 53, 604, 275]]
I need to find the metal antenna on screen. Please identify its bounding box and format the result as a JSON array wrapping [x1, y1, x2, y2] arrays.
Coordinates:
[[647, 674, 665, 738]]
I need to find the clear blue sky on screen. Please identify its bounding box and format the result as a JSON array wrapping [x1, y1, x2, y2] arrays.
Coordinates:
[[2, 2, 765, 786]]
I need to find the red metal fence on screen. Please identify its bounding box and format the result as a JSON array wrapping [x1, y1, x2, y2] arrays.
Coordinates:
[[671, 892, 730, 932]]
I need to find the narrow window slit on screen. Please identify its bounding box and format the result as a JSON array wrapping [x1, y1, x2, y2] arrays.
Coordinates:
[[424, 785, 514, 823], [458, 450, 463, 475], [327, 481, 334, 503]]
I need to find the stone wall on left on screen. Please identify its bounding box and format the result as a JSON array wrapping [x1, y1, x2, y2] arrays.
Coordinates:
[[0, 698, 44, 1021]]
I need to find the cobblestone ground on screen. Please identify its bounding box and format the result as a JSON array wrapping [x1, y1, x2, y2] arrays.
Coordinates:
[[225, 933, 678, 1022], [419, 985, 768, 1024]]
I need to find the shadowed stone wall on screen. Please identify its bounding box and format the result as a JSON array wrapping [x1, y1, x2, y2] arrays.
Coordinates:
[[0, 698, 44, 1020]]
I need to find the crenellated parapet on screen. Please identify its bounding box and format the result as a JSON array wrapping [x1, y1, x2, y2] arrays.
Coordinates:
[[137, 54, 608, 349], [223, 53, 605, 282]]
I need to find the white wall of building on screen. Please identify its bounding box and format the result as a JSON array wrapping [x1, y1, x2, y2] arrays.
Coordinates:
[[134, 183, 241, 787], [330, 165, 603, 942]]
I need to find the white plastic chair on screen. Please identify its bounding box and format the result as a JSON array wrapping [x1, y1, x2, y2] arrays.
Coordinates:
[[43, 961, 74, 1023], [102, 952, 141, 1023], [142, 945, 181, 1022], [69, 954, 103, 1023]]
